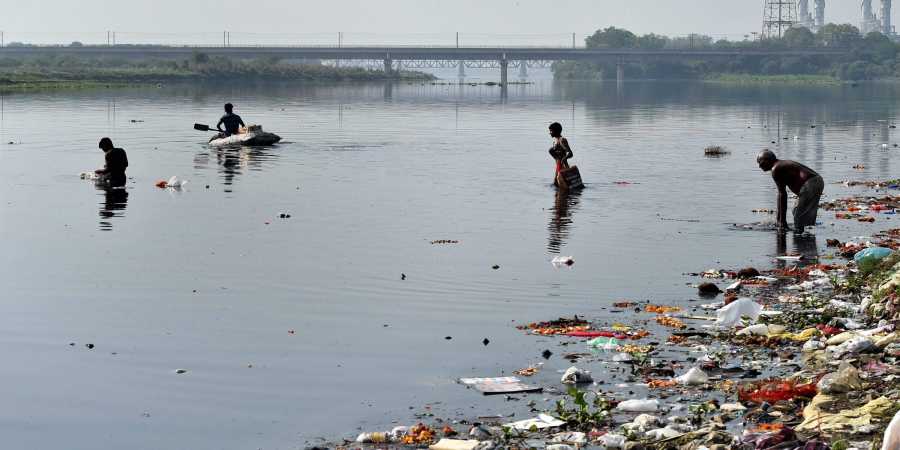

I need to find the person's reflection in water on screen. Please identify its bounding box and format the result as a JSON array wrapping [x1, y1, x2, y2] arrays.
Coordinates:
[[97, 185, 129, 231], [195, 147, 275, 193], [547, 188, 582, 254], [776, 231, 819, 270]]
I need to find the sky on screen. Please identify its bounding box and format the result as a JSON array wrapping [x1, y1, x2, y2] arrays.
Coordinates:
[[0, 1, 888, 46]]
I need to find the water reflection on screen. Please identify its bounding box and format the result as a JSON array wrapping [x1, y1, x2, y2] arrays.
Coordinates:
[[547, 188, 582, 254], [776, 232, 819, 268], [97, 185, 129, 231], [194, 147, 278, 192]]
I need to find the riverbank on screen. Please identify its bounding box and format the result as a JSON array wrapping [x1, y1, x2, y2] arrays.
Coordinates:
[[337, 187, 900, 450], [0, 62, 434, 92]]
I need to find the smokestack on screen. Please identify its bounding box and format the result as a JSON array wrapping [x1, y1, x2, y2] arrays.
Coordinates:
[[799, 0, 810, 24], [883, 0, 893, 35], [863, 0, 876, 33], [815, 0, 826, 29]]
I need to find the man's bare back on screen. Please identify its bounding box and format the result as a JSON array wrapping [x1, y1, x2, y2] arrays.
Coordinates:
[[757, 150, 824, 232]]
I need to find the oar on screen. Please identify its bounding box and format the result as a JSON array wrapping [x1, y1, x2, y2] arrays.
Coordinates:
[[193, 123, 220, 132]]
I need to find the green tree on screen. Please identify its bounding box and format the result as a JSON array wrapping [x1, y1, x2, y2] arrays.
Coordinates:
[[783, 27, 815, 47], [816, 23, 861, 47], [861, 32, 898, 62], [585, 27, 637, 49], [636, 33, 668, 49]]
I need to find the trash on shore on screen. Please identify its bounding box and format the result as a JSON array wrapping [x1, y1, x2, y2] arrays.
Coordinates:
[[333, 204, 900, 450], [458, 376, 542, 395], [560, 366, 593, 385]]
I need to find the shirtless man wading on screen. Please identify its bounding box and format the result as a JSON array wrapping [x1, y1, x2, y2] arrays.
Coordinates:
[[756, 149, 824, 233]]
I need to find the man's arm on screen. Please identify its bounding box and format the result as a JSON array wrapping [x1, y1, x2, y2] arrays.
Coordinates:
[[238, 115, 245, 127], [560, 138, 573, 159], [776, 183, 789, 230], [216, 117, 224, 132], [95, 152, 111, 174]]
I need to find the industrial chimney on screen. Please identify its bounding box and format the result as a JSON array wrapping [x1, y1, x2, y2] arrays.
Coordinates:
[[815, 0, 826, 29], [883, 0, 893, 35]]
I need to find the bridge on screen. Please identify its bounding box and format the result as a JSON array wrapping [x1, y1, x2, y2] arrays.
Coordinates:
[[0, 45, 846, 84]]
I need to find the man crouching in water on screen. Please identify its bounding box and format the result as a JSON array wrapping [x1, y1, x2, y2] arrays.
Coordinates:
[[757, 149, 824, 233], [94, 137, 128, 188]]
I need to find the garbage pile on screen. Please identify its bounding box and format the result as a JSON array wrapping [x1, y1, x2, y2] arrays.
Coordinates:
[[343, 196, 900, 450]]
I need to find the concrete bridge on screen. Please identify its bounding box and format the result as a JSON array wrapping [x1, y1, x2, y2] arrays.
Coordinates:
[[0, 45, 846, 83]]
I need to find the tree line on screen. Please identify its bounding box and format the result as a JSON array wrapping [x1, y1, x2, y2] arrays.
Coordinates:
[[553, 24, 899, 81]]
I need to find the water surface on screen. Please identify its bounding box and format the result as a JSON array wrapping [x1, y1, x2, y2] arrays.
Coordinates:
[[1, 80, 898, 449]]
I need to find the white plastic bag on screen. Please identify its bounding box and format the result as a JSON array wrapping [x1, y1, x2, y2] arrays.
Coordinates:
[[561, 366, 593, 385], [616, 399, 660, 412], [599, 434, 626, 449], [645, 426, 683, 440], [675, 367, 709, 386], [551, 256, 575, 267], [715, 297, 762, 327], [167, 176, 188, 188], [549, 431, 586, 445]]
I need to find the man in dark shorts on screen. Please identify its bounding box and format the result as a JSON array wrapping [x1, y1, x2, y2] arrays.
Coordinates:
[[757, 149, 824, 233], [94, 137, 128, 188], [216, 103, 245, 136]]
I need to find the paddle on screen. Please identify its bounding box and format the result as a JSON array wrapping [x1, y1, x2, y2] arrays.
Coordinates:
[[194, 123, 219, 132]]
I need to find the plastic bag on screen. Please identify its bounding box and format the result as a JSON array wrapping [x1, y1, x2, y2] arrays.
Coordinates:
[[561, 366, 593, 385], [167, 176, 188, 188], [551, 256, 575, 267], [675, 367, 709, 386], [629, 414, 660, 432], [356, 432, 390, 443], [545, 445, 574, 450], [587, 336, 620, 350], [826, 336, 875, 358], [854, 246, 893, 264], [644, 426, 683, 440], [715, 297, 762, 327], [616, 399, 660, 412], [817, 363, 862, 394], [599, 434, 626, 449], [549, 432, 586, 445]]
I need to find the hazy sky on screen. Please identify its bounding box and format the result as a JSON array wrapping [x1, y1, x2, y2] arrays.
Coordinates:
[[0, 1, 886, 44]]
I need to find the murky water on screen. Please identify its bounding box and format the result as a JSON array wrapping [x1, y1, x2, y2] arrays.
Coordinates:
[[1, 80, 898, 449]]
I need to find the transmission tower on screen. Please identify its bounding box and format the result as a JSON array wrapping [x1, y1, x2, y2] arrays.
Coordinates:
[[763, 0, 799, 39]]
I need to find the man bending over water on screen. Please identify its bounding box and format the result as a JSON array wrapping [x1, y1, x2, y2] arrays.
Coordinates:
[[217, 103, 245, 136], [757, 149, 824, 233], [95, 137, 128, 188]]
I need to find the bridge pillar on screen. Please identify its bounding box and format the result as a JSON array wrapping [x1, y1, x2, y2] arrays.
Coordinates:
[[384, 57, 393, 76], [458, 61, 466, 78], [616, 61, 625, 84], [518, 62, 528, 79], [500, 58, 508, 86]]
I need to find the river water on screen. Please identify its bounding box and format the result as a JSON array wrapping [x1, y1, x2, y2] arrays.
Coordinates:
[[1, 80, 898, 449]]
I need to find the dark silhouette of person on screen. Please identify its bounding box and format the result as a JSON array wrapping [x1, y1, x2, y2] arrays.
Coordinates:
[[94, 137, 128, 188], [548, 122, 573, 187], [216, 103, 245, 137], [757, 149, 823, 233]]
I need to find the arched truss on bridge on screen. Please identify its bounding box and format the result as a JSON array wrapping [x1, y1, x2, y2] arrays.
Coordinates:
[[323, 59, 554, 70]]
